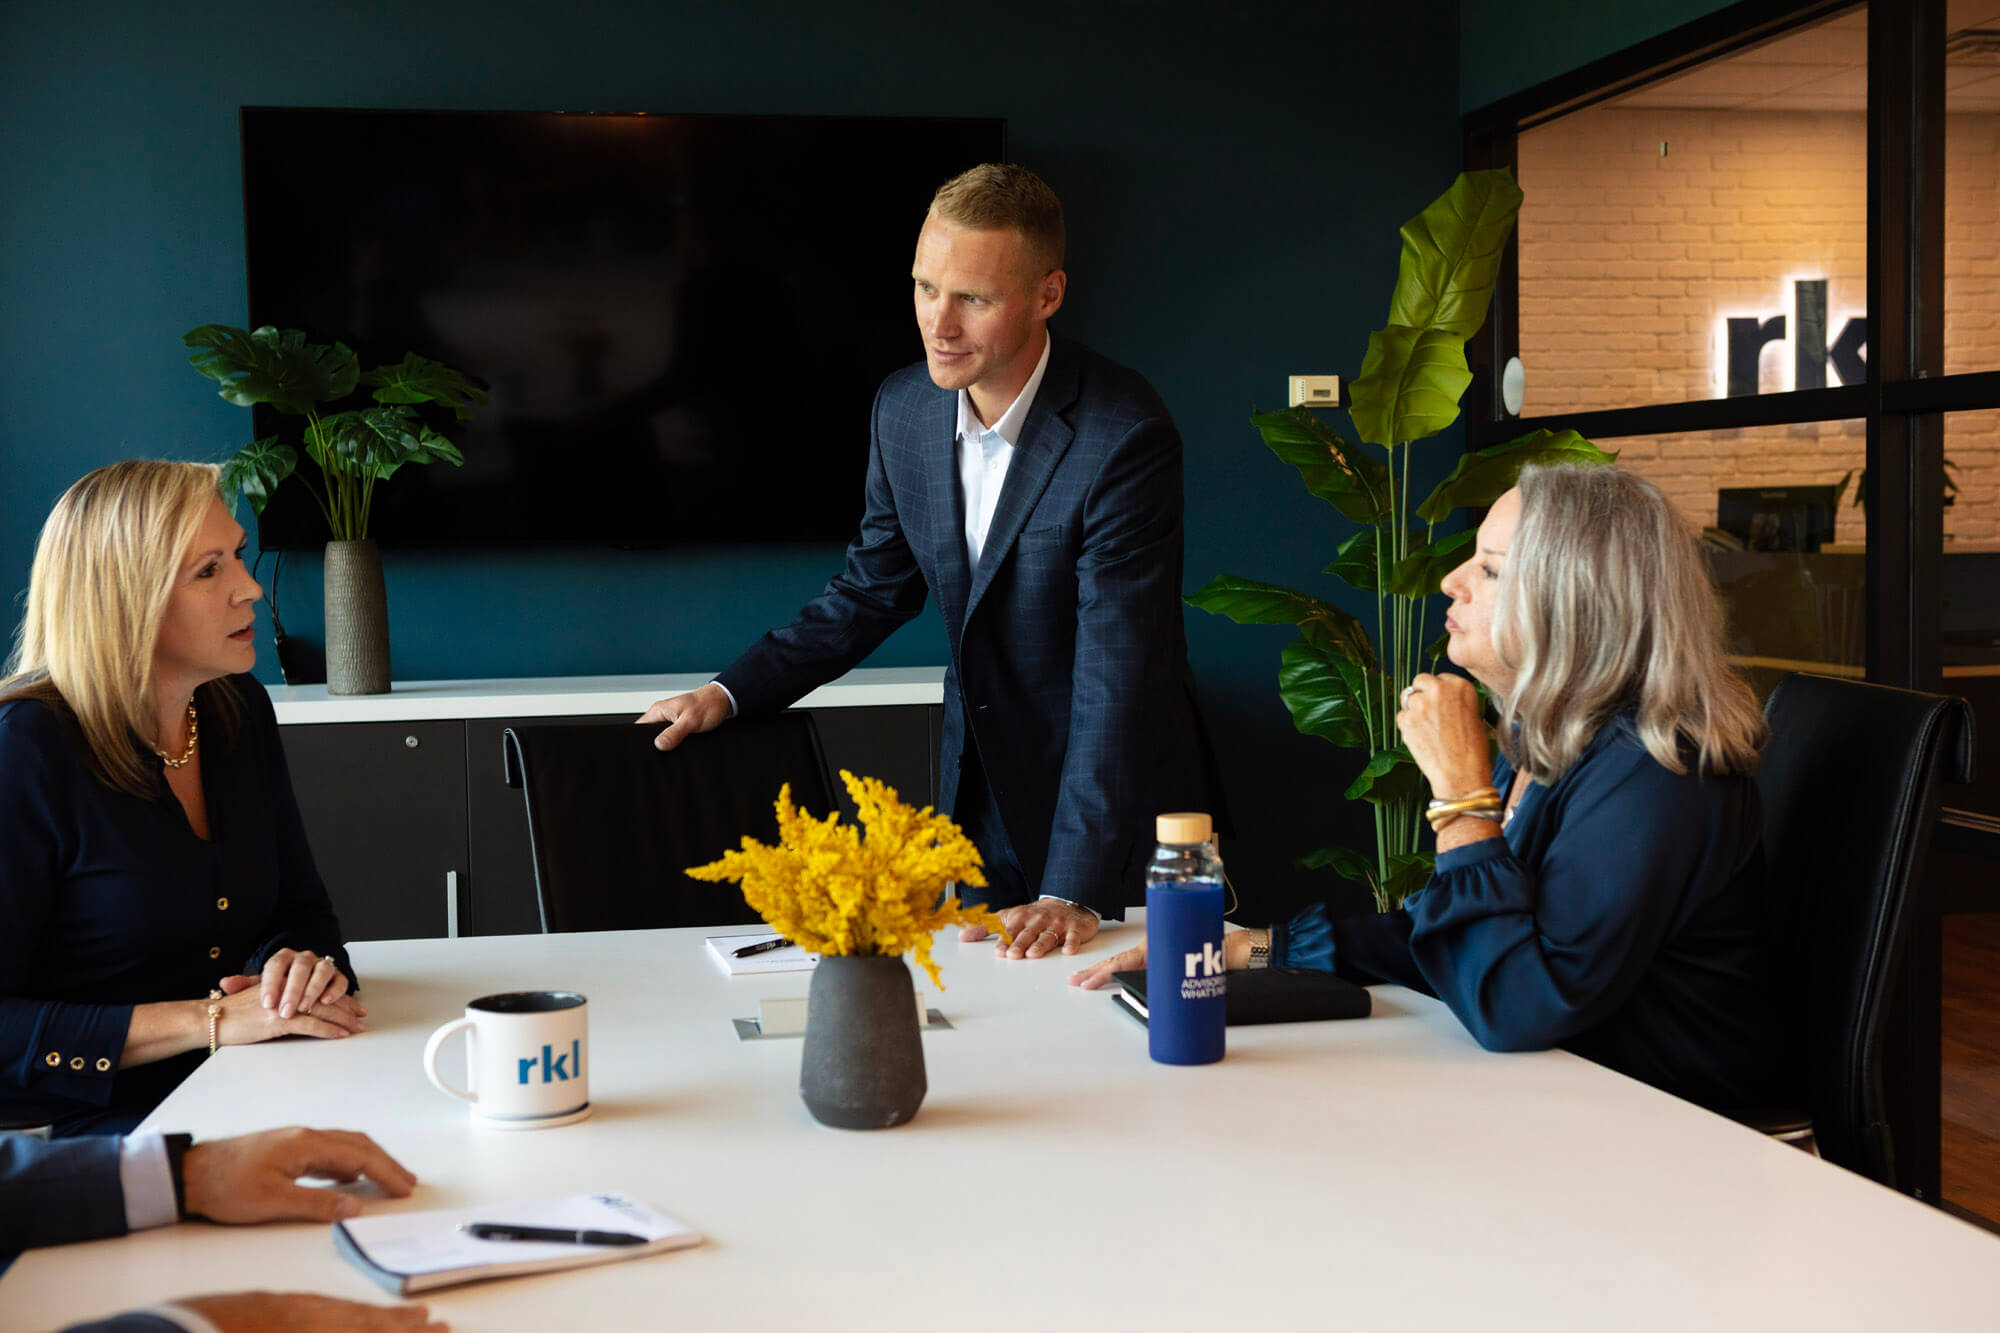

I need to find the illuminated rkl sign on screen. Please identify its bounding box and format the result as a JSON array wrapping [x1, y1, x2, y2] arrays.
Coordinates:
[[1723, 279, 1866, 397]]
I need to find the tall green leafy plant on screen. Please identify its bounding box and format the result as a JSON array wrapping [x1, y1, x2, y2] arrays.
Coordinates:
[[1189, 170, 1614, 911], [184, 325, 487, 540]]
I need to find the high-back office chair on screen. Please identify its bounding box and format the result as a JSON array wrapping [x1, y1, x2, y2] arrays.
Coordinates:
[[1747, 672, 1975, 1186], [501, 712, 837, 933]]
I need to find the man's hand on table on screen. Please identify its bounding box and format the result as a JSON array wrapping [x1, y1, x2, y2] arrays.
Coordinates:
[[179, 1292, 443, 1332], [638, 682, 732, 751], [183, 1127, 417, 1224], [959, 899, 1100, 959]]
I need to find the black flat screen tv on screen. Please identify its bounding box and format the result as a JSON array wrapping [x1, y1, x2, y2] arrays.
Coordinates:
[[239, 107, 1006, 550]]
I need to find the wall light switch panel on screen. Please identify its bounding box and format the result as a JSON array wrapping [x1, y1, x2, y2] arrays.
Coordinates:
[[1288, 375, 1342, 409]]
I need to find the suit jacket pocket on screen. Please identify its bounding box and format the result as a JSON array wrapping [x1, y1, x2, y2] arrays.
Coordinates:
[[1017, 524, 1065, 552]]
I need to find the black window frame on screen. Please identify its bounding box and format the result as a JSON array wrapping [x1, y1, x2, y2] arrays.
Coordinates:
[[1461, 0, 1998, 1209]]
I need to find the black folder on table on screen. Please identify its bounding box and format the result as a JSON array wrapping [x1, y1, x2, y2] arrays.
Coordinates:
[[1111, 967, 1371, 1026]]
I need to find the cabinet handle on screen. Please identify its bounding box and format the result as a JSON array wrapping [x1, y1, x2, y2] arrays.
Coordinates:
[[405, 735, 420, 749], [446, 870, 459, 939]]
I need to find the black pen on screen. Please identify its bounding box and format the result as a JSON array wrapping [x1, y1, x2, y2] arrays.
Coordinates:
[[462, 1223, 647, 1246], [731, 936, 791, 959]]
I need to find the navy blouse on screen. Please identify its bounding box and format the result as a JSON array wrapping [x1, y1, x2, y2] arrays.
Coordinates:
[[1274, 715, 1776, 1111], [0, 675, 352, 1136]]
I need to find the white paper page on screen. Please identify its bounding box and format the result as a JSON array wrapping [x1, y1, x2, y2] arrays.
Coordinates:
[[705, 933, 819, 975], [343, 1192, 696, 1277]]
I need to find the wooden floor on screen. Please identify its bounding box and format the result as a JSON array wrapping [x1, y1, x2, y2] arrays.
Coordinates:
[[1942, 912, 2000, 1224]]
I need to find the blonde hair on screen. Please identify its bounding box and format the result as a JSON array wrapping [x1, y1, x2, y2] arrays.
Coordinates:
[[3, 460, 240, 797], [929, 163, 1065, 279], [1492, 464, 1766, 782]]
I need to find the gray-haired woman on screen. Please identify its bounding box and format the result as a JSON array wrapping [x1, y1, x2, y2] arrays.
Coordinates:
[[1076, 464, 1775, 1111]]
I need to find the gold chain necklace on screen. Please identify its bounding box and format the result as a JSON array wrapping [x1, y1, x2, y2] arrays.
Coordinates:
[[157, 699, 199, 769]]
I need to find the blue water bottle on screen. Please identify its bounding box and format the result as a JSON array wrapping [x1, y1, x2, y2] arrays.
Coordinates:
[[1145, 811, 1226, 1065]]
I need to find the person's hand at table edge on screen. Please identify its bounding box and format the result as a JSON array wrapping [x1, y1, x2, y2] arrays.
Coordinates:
[[638, 682, 732, 752], [1069, 930, 1260, 989], [961, 899, 1099, 959], [174, 1291, 445, 1332], [183, 1127, 417, 1225]]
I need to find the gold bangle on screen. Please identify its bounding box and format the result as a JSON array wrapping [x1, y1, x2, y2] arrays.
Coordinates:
[[1425, 794, 1503, 823], [1426, 786, 1498, 808], [206, 989, 222, 1056]]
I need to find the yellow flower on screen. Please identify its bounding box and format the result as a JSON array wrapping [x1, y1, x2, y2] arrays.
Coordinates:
[[686, 771, 1007, 988]]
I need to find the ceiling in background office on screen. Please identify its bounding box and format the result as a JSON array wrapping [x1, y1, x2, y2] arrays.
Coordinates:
[[1612, 2, 2000, 113]]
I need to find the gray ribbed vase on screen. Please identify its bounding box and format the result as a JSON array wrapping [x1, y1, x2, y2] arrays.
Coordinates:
[[323, 540, 391, 696], [799, 955, 926, 1129]]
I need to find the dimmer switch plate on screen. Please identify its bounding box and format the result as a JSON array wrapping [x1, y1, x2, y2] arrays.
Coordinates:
[[1289, 375, 1342, 408]]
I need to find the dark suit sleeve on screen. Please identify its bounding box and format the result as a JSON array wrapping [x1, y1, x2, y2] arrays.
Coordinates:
[[716, 382, 931, 716], [1038, 415, 1186, 912], [0, 708, 133, 1109], [235, 682, 355, 993], [0, 1133, 129, 1252]]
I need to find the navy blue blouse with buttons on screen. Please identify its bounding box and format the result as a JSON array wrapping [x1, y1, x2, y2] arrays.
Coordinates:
[[1272, 714, 1776, 1112], [0, 675, 352, 1136]]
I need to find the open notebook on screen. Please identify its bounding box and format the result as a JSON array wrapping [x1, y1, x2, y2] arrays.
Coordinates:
[[335, 1192, 702, 1295]]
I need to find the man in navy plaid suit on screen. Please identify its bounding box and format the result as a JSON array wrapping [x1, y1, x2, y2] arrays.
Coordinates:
[[644, 164, 1211, 960]]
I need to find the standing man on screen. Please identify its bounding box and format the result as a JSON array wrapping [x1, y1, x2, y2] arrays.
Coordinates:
[[642, 164, 1212, 959]]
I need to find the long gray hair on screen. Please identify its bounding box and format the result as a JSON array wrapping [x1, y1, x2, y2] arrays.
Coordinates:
[[1492, 463, 1766, 781]]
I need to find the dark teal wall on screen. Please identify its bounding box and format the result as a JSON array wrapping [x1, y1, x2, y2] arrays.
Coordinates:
[[1461, 0, 1738, 110], [1, 0, 1459, 915]]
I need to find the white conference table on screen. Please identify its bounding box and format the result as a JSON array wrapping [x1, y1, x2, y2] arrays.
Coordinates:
[[6, 920, 2000, 1332]]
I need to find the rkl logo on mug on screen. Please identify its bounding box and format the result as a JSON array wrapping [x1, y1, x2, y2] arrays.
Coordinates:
[[518, 1039, 583, 1085]]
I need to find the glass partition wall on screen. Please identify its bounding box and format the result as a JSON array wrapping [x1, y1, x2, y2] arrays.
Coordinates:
[[1464, 0, 2000, 1224]]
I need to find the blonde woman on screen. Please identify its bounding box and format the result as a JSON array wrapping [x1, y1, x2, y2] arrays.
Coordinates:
[[1, 461, 363, 1137], [1076, 465, 1775, 1111]]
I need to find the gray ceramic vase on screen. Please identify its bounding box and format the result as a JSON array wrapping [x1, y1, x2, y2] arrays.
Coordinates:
[[799, 955, 926, 1129], [323, 539, 391, 696]]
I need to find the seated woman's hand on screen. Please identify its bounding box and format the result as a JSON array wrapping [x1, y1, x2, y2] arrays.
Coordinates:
[[1069, 941, 1146, 990], [214, 974, 367, 1043], [247, 948, 350, 1019]]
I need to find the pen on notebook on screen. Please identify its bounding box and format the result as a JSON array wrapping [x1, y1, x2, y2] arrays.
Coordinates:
[[731, 936, 791, 959], [461, 1223, 647, 1247]]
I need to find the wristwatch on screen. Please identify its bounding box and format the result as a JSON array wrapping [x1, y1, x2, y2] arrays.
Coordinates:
[[1246, 928, 1271, 969]]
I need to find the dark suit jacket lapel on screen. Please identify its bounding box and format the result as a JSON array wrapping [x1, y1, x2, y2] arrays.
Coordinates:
[[965, 337, 1079, 622], [918, 388, 972, 638]]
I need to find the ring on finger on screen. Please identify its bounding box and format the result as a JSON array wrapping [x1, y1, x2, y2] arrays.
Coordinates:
[[1400, 685, 1419, 705]]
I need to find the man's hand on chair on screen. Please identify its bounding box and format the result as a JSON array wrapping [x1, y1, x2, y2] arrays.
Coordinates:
[[638, 683, 733, 751]]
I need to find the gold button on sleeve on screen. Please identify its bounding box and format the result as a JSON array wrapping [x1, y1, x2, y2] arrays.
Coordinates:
[[207, 946, 221, 960], [69, 1056, 84, 1070], [96, 1057, 112, 1071], [216, 897, 229, 911], [43, 1051, 59, 1067]]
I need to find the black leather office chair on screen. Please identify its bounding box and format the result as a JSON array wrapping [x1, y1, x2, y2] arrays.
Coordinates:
[[1743, 673, 1975, 1186], [501, 712, 837, 933]]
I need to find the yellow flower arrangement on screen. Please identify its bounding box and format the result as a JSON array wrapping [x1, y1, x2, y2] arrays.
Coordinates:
[[686, 771, 1009, 988]]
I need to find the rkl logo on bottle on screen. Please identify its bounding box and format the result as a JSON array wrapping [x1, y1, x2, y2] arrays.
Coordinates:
[[1184, 940, 1225, 979], [517, 1040, 582, 1085], [1724, 279, 1865, 397]]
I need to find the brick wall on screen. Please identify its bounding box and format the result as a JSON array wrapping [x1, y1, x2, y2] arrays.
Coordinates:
[[1516, 107, 1999, 544]]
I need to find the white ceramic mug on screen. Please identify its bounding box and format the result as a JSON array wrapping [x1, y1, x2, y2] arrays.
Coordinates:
[[423, 991, 590, 1129]]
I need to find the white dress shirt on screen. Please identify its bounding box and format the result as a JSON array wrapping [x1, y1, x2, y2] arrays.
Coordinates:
[[956, 332, 1051, 572]]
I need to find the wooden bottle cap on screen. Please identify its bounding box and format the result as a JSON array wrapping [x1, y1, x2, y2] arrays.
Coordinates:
[[1156, 812, 1212, 844]]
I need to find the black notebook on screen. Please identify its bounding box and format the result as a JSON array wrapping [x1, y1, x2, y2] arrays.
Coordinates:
[[1111, 967, 1371, 1026]]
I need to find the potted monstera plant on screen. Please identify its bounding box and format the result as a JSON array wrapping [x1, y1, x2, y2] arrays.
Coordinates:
[[184, 326, 486, 695], [1189, 170, 1614, 911]]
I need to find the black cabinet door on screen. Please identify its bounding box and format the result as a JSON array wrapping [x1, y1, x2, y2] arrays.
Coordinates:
[[279, 721, 469, 941]]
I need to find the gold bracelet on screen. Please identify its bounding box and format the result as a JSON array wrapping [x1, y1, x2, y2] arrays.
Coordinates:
[[1426, 786, 1498, 809], [206, 989, 223, 1056], [1425, 794, 1503, 827]]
